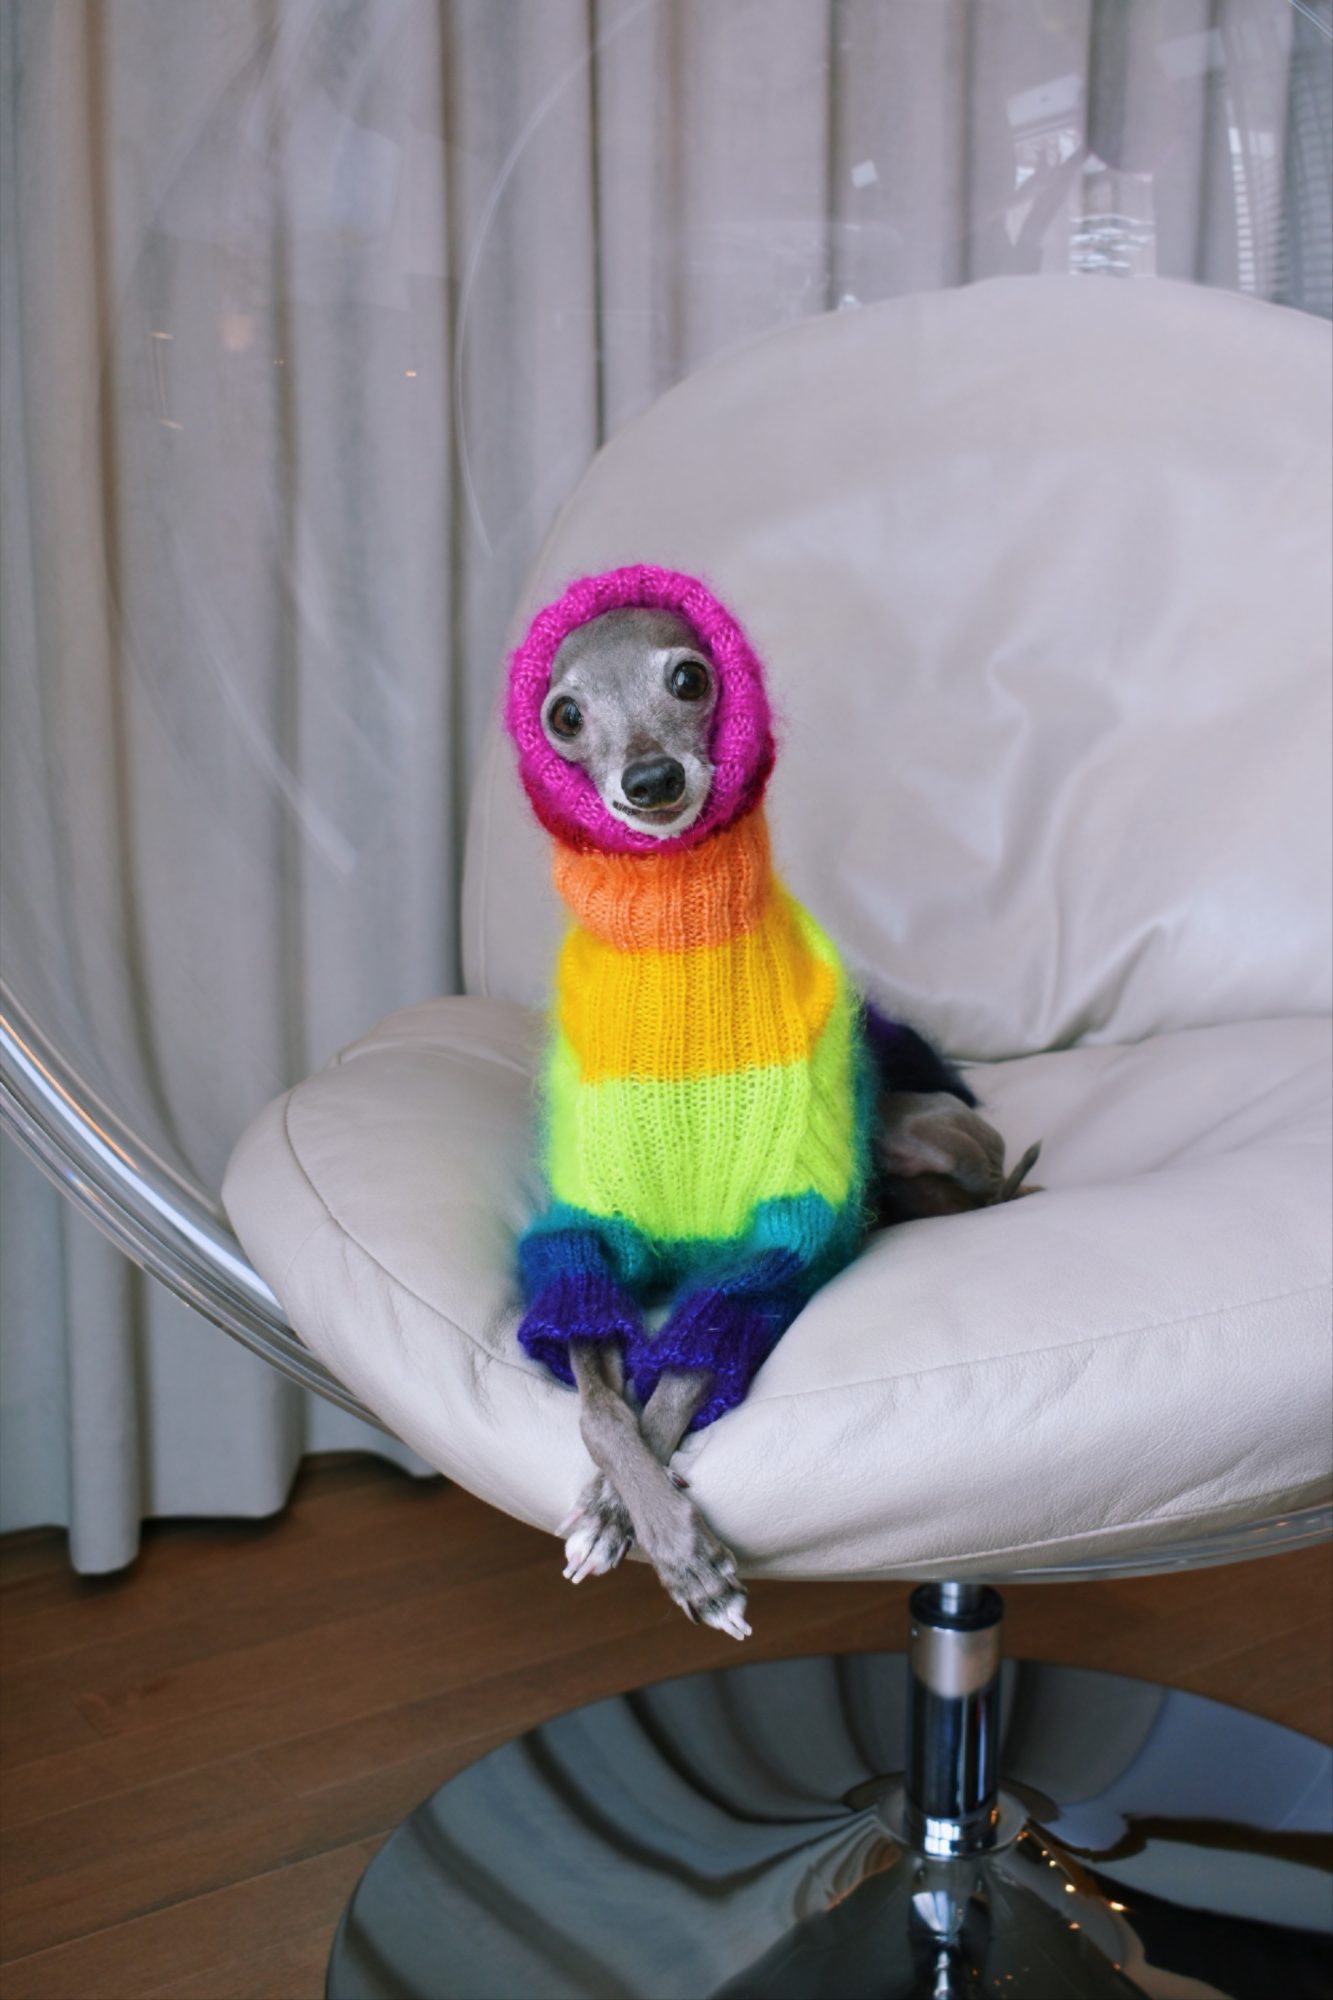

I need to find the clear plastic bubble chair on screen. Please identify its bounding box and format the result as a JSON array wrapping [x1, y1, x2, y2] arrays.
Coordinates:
[[3, 6, 1331, 1997]]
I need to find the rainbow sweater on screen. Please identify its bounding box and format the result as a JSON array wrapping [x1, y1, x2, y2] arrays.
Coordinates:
[[516, 809, 875, 1429]]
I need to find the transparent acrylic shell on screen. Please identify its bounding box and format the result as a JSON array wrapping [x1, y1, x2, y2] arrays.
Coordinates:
[[4, 0, 1329, 1577]]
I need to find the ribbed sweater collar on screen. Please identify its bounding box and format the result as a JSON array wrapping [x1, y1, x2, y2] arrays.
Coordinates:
[[550, 811, 773, 954]]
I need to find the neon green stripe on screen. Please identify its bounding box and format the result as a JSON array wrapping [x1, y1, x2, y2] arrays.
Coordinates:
[[544, 973, 860, 1243]]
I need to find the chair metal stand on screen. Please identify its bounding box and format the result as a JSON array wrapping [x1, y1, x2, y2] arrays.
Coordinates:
[[904, 1581, 1005, 1857], [324, 1579, 1332, 1999]]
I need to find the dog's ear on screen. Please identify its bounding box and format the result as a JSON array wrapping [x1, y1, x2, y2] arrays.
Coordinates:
[[873, 1092, 1042, 1223]]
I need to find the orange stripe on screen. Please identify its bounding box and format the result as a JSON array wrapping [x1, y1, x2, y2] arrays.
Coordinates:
[[559, 889, 839, 1082], [552, 813, 772, 954]]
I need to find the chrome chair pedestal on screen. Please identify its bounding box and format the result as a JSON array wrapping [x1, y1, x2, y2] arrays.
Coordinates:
[[324, 1593, 1333, 2000], [904, 1581, 1006, 1858]]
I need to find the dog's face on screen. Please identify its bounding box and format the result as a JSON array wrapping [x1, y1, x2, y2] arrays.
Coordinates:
[[540, 608, 717, 840], [507, 567, 774, 854]]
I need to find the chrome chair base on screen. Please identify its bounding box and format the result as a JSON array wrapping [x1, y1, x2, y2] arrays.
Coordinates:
[[325, 1654, 1332, 1999]]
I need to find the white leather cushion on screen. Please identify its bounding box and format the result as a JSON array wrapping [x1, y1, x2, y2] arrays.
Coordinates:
[[223, 997, 1333, 1579], [463, 277, 1333, 1061]]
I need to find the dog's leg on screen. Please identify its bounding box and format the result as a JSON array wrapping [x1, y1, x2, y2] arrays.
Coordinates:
[[562, 1366, 713, 1575], [640, 1366, 714, 1462], [874, 1090, 1042, 1223], [566, 1343, 749, 1638], [630, 1246, 808, 1420], [559, 1341, 639, 1581]]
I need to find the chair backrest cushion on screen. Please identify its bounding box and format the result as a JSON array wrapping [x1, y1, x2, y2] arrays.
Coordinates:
[[463, 277, 1332, 1061]]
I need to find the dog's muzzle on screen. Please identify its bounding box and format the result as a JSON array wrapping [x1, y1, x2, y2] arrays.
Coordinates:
[[621, 754, 686, 809]]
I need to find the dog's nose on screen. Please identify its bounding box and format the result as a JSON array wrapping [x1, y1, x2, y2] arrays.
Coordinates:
[[622, 754, 686, 808]]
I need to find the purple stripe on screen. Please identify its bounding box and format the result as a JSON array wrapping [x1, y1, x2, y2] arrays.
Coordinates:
[[517, 1271, 641, 1386], [629, 1250, 808, 1430]]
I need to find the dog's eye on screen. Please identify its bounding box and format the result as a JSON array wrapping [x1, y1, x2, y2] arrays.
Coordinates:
[[669, 658, 709, 701], [548, 698, 582, 739]]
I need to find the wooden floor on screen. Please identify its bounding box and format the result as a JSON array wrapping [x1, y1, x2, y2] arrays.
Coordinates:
[[1, 1457, 1329, 1999]]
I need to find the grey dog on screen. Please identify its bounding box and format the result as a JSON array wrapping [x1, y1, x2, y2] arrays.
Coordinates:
[[538, 609, 1039, 1637]]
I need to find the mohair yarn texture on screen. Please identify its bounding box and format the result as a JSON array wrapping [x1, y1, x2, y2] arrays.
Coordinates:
[[507, 566, 873, 1430], [506, 564, 775, 854]]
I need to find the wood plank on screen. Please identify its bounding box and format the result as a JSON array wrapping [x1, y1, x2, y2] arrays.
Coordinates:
[[4, 1534, 545, 1759], [140, 1920, 347, 2000], [0, 1685, 103, 1766], [0, 1731, 507, 1961], [0, 1839, 383, 2000], [256, 1587, 907, 1798], [2, 1756, 288, 1892], [1, 1468, 456, 1671], [0, 1592, 902, 1961], [0, 1578, 890, 1830]]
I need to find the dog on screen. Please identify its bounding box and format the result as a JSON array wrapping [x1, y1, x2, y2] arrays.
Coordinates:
[[505, 570, 1038, 1639]]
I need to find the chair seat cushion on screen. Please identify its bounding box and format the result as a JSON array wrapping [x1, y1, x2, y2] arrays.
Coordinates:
[[223, 998, 1333, 1579]]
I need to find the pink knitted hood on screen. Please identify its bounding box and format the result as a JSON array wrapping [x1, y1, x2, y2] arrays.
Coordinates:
[[505, 565, 775, 854]]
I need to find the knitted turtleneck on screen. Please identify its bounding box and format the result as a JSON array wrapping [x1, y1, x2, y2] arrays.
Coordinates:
[[544, 808, 867, 1248], [508, 565, 873, 1431], [518, 803, 874, 1428]]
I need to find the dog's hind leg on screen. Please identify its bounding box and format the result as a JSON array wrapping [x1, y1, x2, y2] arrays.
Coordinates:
[[873, 1090, 1042, 1223], [859, 1008, 1043, 1224], [566, 1343, 749, 1638]]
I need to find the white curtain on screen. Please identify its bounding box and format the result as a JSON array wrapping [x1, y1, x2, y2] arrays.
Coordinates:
[[2, 0, 1326, 1572]]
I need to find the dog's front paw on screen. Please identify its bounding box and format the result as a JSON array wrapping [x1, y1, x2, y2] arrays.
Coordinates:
[[560, 1473, 634, 1582], [651, 1507, 750, 1641]]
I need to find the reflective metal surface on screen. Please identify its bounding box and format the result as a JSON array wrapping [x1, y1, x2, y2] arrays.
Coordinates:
[[327, 1655, 1333, 1999], [906, 1584, 1005, 1856]]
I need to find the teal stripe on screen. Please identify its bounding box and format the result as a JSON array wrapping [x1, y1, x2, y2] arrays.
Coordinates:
[[527, 1187, 868, 1294]]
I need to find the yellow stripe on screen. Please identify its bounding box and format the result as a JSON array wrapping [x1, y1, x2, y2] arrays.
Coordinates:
[[559, 886, 838, 1084]]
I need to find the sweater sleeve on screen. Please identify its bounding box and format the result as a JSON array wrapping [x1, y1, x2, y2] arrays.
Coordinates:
[[515, 1215, 645, 1384]]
